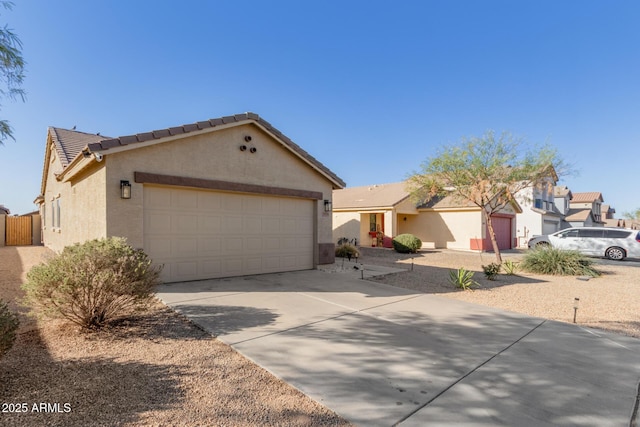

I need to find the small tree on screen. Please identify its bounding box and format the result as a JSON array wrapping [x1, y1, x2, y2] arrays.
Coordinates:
[[408, 130, 567, 263], [623, 208, 640, 221], [0, 1, 26, 144], [22, 237, 162, 329]]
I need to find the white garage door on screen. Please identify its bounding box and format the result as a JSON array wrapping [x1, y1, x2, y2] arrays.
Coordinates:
[[143, 186, 315, 282], [543, 220, 558, 235]]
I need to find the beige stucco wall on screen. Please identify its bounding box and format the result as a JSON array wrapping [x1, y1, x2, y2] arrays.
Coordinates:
[[104, 123, 336, 255], [333, 211, 360, 244], [41, 145, 108, 252], [402, 209, 482, 250]]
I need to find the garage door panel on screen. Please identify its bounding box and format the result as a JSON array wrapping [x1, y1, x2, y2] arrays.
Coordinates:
[[198, 215, 222, 233], [176, 239, 197, 256], [176, 215, 198, 233], [144, 186, 315, 282], [224, 259, 243, 275], [262, 218, 280, 233], [198, 238, 222, 254], [223, 194, 243, 211], [244, 217, 262, 234], [176, 261, 197, 278], [225, 237, 243, 254], [147, 213, 171, 233], [147, 237, 172, 257], [199, 193, 222, 210], [201, 260, 222, 275], [225, 217, 243, 233]]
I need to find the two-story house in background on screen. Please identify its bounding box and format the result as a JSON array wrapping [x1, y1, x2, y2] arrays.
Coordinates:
[[515, 173, 564, 247], [565, 192, 605, 227]]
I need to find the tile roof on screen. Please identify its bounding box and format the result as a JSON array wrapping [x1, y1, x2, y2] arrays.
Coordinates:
[[553, 185, 572, 198], [333, 182, 411, 209], [48, 113, 345, 188], [570, 191, 603, 203], [564, 208, 592, 222], [48, 127, 108, 167], [418, 193, 478, 209]]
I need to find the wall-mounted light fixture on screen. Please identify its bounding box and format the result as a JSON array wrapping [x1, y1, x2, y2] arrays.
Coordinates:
[[324, 200, 332, 212], [120, 180, 131, 199]]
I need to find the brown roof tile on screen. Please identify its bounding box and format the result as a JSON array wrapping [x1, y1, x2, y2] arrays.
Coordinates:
[[564, 208, 592, 222], [50, 113, 345, 189], [571, 192, 603, 203], [49, 127, 108, 166], [333, 182, 411, 209]]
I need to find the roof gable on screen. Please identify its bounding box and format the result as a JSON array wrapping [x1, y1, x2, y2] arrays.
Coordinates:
[[85, 112, 344, 188], [570, 191, 603, 203], [49, 127, 107, 167], [333, 182, 411, 209], [565, 208, 593, 222]]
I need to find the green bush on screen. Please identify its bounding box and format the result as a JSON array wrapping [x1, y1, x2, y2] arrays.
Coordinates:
[[0, 299, 19, 358], [22, 237, 163, 329], [482, 263, 501, 280], [502, 259, 519, 275], [520, 247, 601, 277], [335, 243, 360, 260], [392, 234, 422, 254], [448, 267, 479, 290]]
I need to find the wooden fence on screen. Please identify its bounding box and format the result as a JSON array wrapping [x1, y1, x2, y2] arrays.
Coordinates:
[[5, 216, 33, 246]]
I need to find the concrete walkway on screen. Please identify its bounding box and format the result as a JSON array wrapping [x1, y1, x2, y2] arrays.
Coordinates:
[[157, 270, 640, 427]]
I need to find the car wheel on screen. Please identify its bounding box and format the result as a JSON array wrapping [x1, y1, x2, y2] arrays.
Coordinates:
[[605, 247, 626, 260]]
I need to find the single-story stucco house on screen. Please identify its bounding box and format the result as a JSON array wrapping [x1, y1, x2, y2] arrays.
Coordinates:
[[332, 182, 521, 251], [35, 113, 345, 282]]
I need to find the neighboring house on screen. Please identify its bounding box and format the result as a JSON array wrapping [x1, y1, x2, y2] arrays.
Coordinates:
[[333, 182, 521, 251], [601, 204, 621, 227], [515, 172, 563, 247], [35, 113, 345, 282], [332, 182, 417, 247], [567, 192, 605, 227], [0, 204, 9, 215]]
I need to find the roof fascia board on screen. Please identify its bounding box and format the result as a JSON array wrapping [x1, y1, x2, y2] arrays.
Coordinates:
[[57, 155, 97, 182], [333, 206, 396, 212]]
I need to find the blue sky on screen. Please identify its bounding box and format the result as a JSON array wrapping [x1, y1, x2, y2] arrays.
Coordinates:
[[1, 1, 639, 216]]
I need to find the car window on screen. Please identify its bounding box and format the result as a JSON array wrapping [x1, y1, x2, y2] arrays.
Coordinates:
[[558, 229, 579, 238], [578, 229, 604, 238], [603, 229, 632, 239]]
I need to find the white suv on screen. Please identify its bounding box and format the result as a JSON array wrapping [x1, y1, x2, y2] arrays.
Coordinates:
[[527, 227, 640, 260]]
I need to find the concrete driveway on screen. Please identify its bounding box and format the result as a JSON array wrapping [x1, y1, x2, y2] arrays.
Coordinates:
[[157, 270, 640, 426]]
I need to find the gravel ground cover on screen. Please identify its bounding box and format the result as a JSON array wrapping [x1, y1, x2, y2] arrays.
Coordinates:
[[362, 247, 640, 338], [2, 244, 638, 426], [0, 246, 350, 427]]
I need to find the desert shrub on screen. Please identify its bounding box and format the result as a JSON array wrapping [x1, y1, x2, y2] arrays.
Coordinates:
[[22, 237, 163, 329], [482, 263, 501, 280], [520, 247, 601, 277], [392, 234, 422, 254], [335, 243, 360, 260], [502, 259, 519, 275], [448, 268, 479, 290], [0, 299, 19, 358]]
